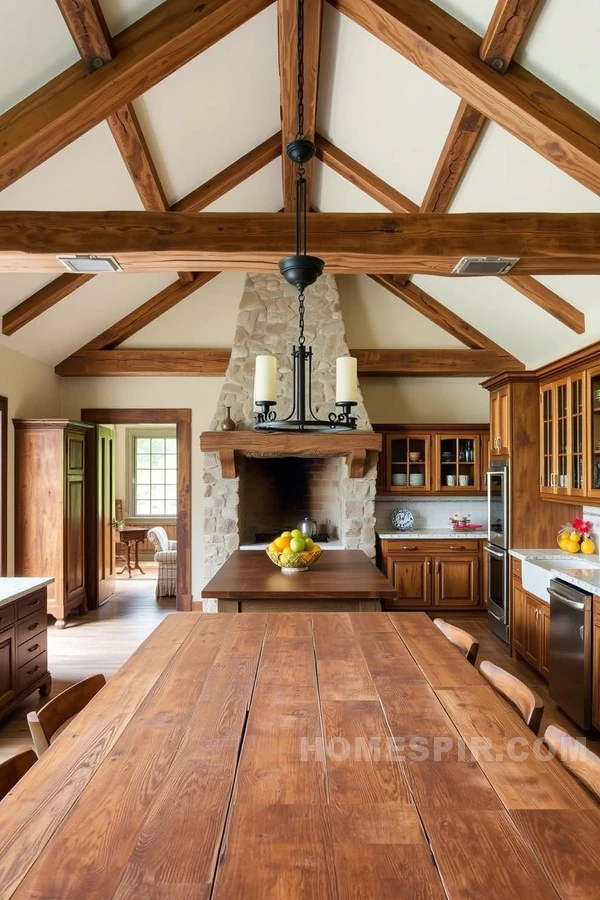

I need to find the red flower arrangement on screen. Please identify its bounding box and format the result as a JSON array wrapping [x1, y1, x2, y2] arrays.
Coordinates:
[[571, 517, 591, 535]]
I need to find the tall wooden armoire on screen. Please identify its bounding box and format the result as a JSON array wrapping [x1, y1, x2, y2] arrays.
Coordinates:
[[14, 420, 93, 628]]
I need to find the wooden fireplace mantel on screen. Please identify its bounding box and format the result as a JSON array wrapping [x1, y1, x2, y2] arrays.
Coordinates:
[[199, 431, 382, 478]]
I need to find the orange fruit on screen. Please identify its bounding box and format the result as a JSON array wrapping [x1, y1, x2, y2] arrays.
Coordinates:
[[275, 535, 291, 550], [311, 544, 321, 553], [268, 542, 279, 554]]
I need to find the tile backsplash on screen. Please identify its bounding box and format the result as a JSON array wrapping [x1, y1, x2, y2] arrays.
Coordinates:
[[376, 496, 488, 531]]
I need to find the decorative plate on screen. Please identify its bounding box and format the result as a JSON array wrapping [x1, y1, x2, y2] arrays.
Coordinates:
[[391, 508, 414, 531]]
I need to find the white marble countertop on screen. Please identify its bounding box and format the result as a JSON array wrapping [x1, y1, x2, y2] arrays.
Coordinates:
[[509, 549, 600, 598], [240, 540, 345, 551], [0, 577, 53, 609], [377, 529, 484, 540]]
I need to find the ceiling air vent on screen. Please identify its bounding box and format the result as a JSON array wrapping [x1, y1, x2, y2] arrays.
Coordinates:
[[452, 256, 519, 275], [56, 254, 122, 273]]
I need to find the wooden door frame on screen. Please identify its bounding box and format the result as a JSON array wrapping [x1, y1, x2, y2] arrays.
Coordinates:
[[0, 396, 7, 576], [82, 408, 192, 611]]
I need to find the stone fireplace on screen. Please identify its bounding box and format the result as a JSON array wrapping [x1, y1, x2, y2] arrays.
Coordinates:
[[200, 272, 379, 608]]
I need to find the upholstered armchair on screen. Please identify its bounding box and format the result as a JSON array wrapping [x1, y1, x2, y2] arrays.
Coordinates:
[[147, 526, 177, 598]]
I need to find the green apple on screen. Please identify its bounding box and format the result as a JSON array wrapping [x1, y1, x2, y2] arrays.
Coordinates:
[[304, 537, 314, 550], [291, 529, 303, 539], [290, 536, 305, 553], [281, 531, 292, 538]]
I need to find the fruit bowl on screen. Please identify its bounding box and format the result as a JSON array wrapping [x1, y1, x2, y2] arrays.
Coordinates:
[[266, 547, 322, 573]]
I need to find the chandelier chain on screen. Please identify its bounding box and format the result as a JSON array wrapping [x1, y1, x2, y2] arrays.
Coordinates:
[[296, 0, 305, 139]]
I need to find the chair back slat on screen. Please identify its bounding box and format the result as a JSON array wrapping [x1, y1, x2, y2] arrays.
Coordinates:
[[479, 659, 544, 734], [0, 748, 37, 801], [27, 673, 106, 756], [433, 618, 479, 665], [544, 724, 600, 801]]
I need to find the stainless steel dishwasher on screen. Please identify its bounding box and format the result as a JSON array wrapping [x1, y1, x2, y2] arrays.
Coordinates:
[[548, 579, 593, 730]]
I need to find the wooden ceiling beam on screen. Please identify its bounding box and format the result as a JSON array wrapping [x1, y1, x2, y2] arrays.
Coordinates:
[[2, 274, 94, 336], [331, 0, 600, 196], [1, 211, 599, 275], [367, 275, 516, 357], [480, 0, 544, 73], [83, 273, 219, 351], [419, 100, 487, 214], [500, 275, 585, 334], [278, 0, 323, 210], [55, 347, 520, 377], [54, 0, 192, 284], [0, 133, 280, 335], [0, 0, 272, 191], [171, 132, 282, 213]]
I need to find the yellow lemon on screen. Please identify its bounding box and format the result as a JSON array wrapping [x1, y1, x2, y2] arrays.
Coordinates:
[[581, 538, 596, 554], [558, 538, 571, 551], [274, 535, 291, 550], [569, 532, 581, 542], [566, 540, 580, 553], [282, 546, 294, 556]]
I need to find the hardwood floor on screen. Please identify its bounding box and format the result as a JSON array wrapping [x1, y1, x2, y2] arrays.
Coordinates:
[[446, 614, 600, 753], [0, 580, 174, 763]]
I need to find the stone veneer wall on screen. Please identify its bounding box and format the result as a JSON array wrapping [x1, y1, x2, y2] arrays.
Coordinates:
[[203, 272, 377, 608]]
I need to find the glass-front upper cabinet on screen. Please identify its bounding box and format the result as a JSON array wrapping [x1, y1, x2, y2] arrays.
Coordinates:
[[588, 367, 600, 496], [540, 373, 586, 498], [385, 433, 431, 492], [435, 435, 480, 492]]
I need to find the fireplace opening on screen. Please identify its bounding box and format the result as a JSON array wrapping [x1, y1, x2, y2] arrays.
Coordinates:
[[238, 456, 342, 545]]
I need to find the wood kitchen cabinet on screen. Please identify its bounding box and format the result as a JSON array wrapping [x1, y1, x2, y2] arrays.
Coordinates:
[[375, 425, 489, 496], [490, 385, 510, 457], [378, 539, 483, 611], [593, 600, 600, 731], [0, 587, 51, 723], [540, 373, 586, 498], [511, 568, 550, 680], [0, 625, 16, 708]]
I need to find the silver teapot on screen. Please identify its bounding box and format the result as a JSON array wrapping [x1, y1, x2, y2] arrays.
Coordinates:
[[297, 517, 318, 538]]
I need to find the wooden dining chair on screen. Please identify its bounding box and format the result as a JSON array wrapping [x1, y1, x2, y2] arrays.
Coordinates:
[[27, 674, 106, 757], [0, 748, 37, 801], [433, 618, 479, 665], [479, 660, 544, 734], [543, 724, 600, 801]]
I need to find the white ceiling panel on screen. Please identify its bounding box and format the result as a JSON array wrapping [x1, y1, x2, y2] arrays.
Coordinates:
[[430, 0, 499, 36], [123, 272, 246, 348], [203, 159, 282, 212], [450, 122, 600, 213], [0, 272, 174, 366], [100, 0, 165, 35], [132, 6, 280, 206], [0, 0, 78, 114], [0, 122, 144, 211], [312, 159, 388, 212], [339, 275, 463, 349], [318, 4, 460, 205]]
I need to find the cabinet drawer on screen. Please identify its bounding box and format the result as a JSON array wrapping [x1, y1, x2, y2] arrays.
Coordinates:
[[16, 613, 46, 646], [17, 652, 47, 693], [382, 540, 480, 554], [17, 629, 47, 669], [0, 603, 15, 630], [17, 589, 46, 621]]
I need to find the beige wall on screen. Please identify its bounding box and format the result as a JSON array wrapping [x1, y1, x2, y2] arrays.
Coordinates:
[[361, 378, 489, 424], [0, 345, 62, 572]]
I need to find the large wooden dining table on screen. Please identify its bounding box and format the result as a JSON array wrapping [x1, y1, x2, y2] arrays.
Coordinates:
[[1, 612, 599, 898]]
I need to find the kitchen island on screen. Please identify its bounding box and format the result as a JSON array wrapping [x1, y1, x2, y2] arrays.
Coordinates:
[[201, 549, 397, 612]]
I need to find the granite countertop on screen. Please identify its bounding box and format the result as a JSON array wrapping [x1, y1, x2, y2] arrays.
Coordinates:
[[510, 549, 600, 598], [0, 577, 54, 609], [377, 529, 485, 540]]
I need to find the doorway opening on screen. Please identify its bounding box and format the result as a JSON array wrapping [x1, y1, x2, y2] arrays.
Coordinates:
[[83, 409, 191, 612]]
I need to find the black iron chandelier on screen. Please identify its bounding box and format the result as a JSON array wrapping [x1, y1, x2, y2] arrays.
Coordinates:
[[254, 0, 358, 433]]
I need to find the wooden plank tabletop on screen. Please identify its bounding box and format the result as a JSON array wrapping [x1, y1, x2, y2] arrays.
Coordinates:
[[1, 611, 599, 898], [201, 549, 398, 599]]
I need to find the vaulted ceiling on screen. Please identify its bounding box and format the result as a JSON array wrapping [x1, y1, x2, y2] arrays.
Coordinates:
[[0, 0, 599, 374]]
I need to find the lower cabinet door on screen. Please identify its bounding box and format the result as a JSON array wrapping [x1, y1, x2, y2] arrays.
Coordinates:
[[512, 583, 527, 655], [593, 611, 600, 730], [0, 625, 16, 708], [385, 555, 431, 608], [433, 555, 479, 608], [524, 595, 541, 670]]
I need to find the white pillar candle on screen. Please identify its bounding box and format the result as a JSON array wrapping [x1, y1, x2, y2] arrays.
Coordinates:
[[254, 355, 277, 403], [335, 356, 358, 404]]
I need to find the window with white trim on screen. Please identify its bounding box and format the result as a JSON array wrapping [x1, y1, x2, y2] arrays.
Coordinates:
[[127, 428, 177, 517]]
